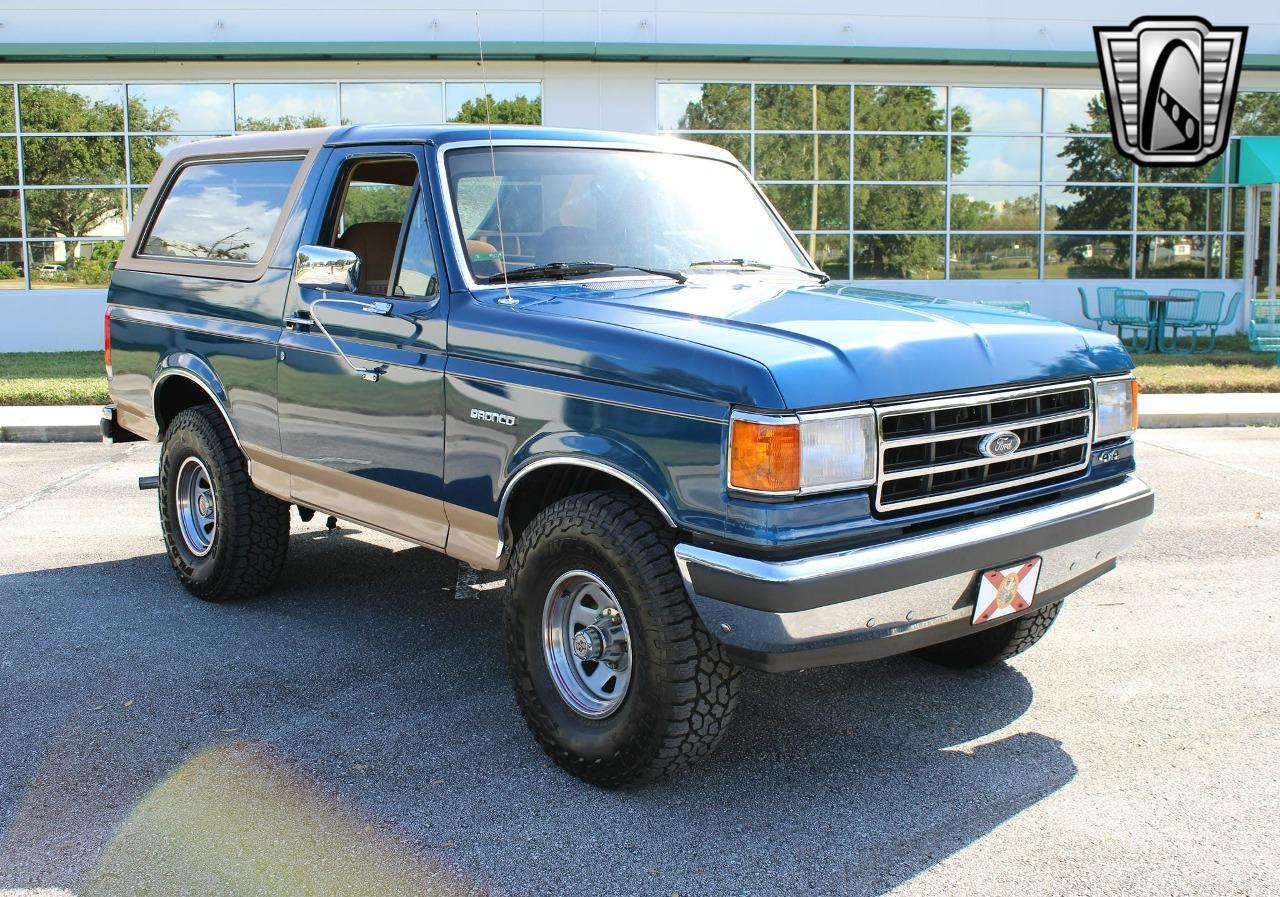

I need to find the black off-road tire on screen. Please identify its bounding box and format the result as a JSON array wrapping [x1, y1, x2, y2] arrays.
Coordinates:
[[159, 405, 290, 601], [914, 601, 1064, 669], [504, 490, 740, 787]]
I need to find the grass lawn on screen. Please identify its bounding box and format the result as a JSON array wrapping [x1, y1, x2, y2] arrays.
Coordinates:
[[1131, 335, 1280, 394], [0, 351, 108, 406], [2, 336, 1279, 406]]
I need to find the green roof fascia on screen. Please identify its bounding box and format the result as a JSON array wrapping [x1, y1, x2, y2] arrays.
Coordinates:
[[4, 39, 1280, 69]]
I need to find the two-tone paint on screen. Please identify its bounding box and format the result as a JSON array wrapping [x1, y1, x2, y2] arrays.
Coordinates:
[[107, 124, 1141, 583]]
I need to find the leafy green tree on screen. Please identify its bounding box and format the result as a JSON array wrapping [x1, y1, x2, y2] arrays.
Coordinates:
[[451, 95, 542, 125], [19, 86, 174, 270], [237, 113, 330, 132]]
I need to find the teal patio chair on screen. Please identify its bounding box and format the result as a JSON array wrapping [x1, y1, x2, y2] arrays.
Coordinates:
[[1158, 288, 1201, 353], [1174, 290, 1242, 354], [1080, 286, 1122, 331], [1113, 288, 1155, 352], [1249, 300, 1280, 365]]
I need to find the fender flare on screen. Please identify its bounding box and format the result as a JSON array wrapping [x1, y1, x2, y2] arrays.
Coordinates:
[[151, 353, 241, 446]]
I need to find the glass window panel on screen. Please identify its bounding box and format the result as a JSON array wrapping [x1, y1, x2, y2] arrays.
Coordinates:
[[1234, 92, 1280, 135], [1044, 136, 1131, 182], [1043, 89, 1110, 133], [853, 185, 945, 230], [754, 84, 849, 131], [0, 137, 15, 184], [762, 183, 849, 231], [127, 83, 234, 133], [950, 234, 1038, 279], [1139, 160, 1224, 183], [682, 132, 749, 167], [853, 135, 945, 181], [756, 134, 848, 181], [1137, 187, 1222, 232], [1044, 186, 1132, 231], [854, 86, 946, 131], [852, 233, 945, 279], [341, 82, 444, 125], [19, 84, 125, 132], [22, 136, 126, 186], [951, 135, 1040, 182], [28, 239, 121, 289], [1, 190, 22, 237], [796, 233, 849, 280], [142, 158, 300, 262], [950, 186, 1040, 231], [950, 87, 1041, 133], [1225, 236, 1244, 278], [1135, 235, 1221, 278], [657, 83, 749, 131], [131, 188, 147, 218], [0, 85, 12, 131], [444, 82, 541, 124], [234, 83, 338, 131], [0, 241, 24, 289], [1043, 235, 1131, 278], [1228, 188, 1244, 232], [128, 135, 225, 185], [394, 196, 439, 299], [25, 188, 128, 238]]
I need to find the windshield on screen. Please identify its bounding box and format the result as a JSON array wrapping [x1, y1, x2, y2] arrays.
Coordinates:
[[444, 145, 812, 283]]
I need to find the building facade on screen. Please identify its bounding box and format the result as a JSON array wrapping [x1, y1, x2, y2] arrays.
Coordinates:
[[2, 1, 1278, 351]]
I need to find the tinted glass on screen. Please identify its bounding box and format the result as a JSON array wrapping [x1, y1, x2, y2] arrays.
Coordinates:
[[1044, 136, 1131, 182], [25, 188, 128, 238], [234, 83, 338, 131], [1043, 89, 1109, 133], [0, 240, 22, 289], [754, 135, 849, 180], [1044, 186, 1132, 231], [1137, 187, 1223, 232], [0, 138, 15, 184], [852, 234, 944, 279], [1044, 235, 1131, 278], [142, 158, 300, 262], [763, 183, 849, 231], [755, 84, 849, 131], [853, 135, 946, 181], [127, 84, 234, 133], [797, 233, 849, 279], [445, 82, 541, 124], [951, 136, 1040, 182], [854, 185, 945, 230], [1136, 235, 1221, 278], [0, 85, 13, 132], [129, 135, 224, 185], [341, 82, 445, 125], [950, 87, 1041, 133], [28, 239, 121, 288], [854, 86, 946, 131], [658, 83, 749, 130], [23, 136, 126, 185], [394, 195, 439, 299], [0, 190, 20, 237], [950, 186, 1040, 231], [951, 234, 1039, 278], [18, 84, 124, 132]]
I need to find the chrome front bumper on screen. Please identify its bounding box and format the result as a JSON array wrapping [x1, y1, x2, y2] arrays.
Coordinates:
[[675, 476, 1154, 672]]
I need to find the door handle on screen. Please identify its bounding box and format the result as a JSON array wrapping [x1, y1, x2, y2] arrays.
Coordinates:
[[298, 296, 392, 383], [284, 313, 312, 331]]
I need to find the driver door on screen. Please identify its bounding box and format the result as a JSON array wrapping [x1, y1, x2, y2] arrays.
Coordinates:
[[276, 145, 449, 547]]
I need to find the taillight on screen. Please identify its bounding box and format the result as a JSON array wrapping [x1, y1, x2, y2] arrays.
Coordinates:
[[104, 311, 112, 370]]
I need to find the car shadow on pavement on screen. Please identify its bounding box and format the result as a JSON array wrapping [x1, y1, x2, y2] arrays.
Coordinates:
[[0, 525, 1076, 897]]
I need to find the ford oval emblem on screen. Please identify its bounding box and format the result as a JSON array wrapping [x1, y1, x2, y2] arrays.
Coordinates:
[[979, 431, 1021, 458]]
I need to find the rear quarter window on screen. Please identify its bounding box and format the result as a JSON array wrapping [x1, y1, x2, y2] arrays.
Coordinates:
[[141, 157, 302, 263]]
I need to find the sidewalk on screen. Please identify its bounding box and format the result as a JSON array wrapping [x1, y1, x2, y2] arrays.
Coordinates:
[[4, 395, 1280, 443]]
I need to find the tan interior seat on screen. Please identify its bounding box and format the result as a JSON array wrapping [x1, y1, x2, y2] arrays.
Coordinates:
[[336, 221, 402, 294]]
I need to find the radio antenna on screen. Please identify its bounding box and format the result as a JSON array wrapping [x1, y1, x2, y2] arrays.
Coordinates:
[[475, 13, 516, 305]]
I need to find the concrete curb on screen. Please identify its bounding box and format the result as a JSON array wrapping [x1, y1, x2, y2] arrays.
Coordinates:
[[0, 405, 102, 443], [1138, 394, 1280, 429], [3, 395, 1280, 443]]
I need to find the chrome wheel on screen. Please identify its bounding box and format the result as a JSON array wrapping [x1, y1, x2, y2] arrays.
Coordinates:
[[542, 570, 632, 718], [174, 456, 217, 557]]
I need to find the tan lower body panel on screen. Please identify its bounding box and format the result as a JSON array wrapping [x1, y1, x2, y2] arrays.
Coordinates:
[[443, 503, 504, 572]]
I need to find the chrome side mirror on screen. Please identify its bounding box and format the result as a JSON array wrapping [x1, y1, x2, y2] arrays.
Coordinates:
[[295, 245, 360, 293]]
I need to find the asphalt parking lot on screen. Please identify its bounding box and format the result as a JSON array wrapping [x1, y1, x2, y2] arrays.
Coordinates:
[[1, 430, 1278, 897]]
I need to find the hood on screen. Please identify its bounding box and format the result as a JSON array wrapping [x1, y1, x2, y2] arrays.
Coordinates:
[[494, 278, 1132, 409]]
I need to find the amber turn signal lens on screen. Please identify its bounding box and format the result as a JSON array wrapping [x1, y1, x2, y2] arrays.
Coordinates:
[[1131, 378, 1140, 431], [730, 418, 800, 493]]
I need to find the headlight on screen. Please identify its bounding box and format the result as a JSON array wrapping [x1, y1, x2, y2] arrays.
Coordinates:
[[729, 408, 876, 496], [1094, 376, 1139, 441]]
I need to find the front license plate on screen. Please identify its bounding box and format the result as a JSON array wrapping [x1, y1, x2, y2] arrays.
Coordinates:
[[972, 558, 1042, 625]]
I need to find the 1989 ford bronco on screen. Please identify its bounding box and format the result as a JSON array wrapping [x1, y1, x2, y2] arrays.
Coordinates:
[[103, 124, 1153, 786]]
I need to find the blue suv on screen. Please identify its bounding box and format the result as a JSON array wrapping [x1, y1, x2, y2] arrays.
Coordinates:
[[102, 124, 1153, 786]]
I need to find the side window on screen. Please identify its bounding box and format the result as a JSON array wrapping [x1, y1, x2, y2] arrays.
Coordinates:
[[394, 192, 439, 299], [142, 157, 301, 262], [325, 156, 417, 295]]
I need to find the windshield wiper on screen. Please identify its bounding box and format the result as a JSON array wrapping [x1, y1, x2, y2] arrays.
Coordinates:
[[483, 261, 687, 285], [687, 258, 830, 283]]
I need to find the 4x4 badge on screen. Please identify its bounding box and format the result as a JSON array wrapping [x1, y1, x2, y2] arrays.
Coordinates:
[[1094, 16, 1247, 167]]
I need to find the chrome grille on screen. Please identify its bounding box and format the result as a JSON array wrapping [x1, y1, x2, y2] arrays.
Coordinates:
[[875, 381, 1093, 513]]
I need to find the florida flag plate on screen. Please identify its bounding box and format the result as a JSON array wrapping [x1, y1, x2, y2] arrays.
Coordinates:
[[972, 558, 1042, 625]]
